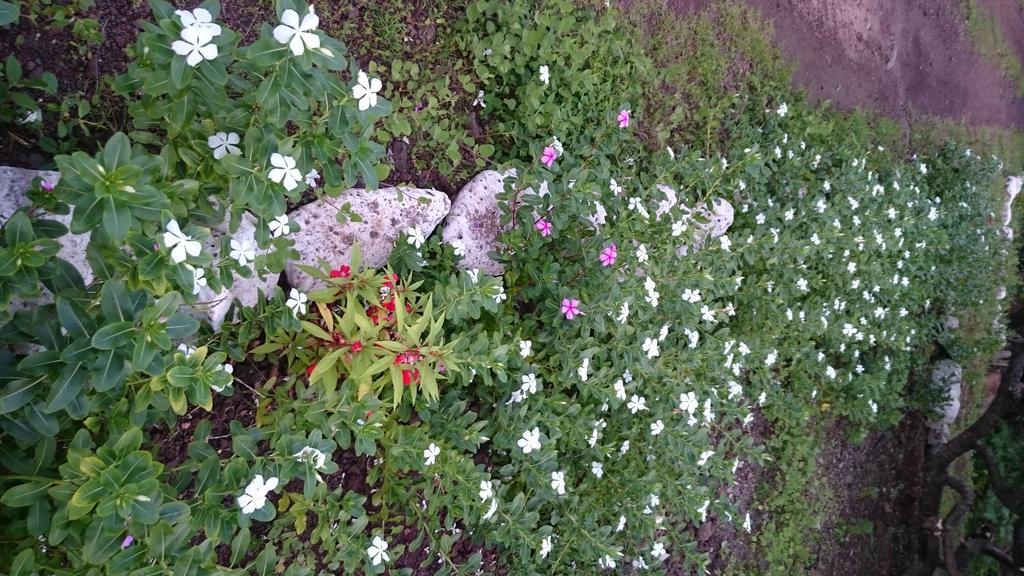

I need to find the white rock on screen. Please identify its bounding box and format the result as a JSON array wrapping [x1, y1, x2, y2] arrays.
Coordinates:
[[928, 359, 962, 445], [286, 187, 450, 291], [0, 166, 93, 288], [193, 213, 280, 331], [442, 170, 507, 275], [1003, 175, 1021, 228]]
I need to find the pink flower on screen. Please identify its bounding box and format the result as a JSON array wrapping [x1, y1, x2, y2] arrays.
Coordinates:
[[40, 180, 55, 192], [599, 243, 617, 266], [121, 535, 134, 549], [536, 218, 553, 236], [561, 297, 582, 320], [540, 146, 557, 167], [617, 109, 631, 128]]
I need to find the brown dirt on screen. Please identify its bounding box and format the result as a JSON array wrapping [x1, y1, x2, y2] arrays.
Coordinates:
[[808, 414, 929, 576], [675, 0, 1024, 130]]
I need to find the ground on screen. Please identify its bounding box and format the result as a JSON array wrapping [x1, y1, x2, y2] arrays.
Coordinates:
[[2, 0, 1022, 574]]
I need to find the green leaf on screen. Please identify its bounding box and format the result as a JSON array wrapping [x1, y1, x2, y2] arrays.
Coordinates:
[[91, 321, 135, 350], [82, 517, 122, 565], [0, 379, 39, 414], [69, 478, 103, 518], [102, 198, 132, 241], [57, 298, 96, 338], [10, 548, 33, 576], [100, 281, 133, 322], [102, 132, 132, 171], [0, 1, 19, 27], [165, 313, 199, 338], [229, 527, 250, 566], [44, 362, 85, 413], [4, 211, 35, 246], [251, 544, 277, 576], [0, 482, 49, 507], [147, 521, 174, 564], [93, 350, 126, 392]]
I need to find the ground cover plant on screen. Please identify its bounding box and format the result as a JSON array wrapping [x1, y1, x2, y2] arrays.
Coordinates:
[[0, 0, 1020, 575]]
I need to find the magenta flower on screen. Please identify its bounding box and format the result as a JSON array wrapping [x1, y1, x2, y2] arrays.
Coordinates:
[[121, 535, 134, 549], [40, 180, 55, 192], [561, 297, 582, 320], [599, 243, 617, 266], [617, 109, 631, 128], [540, 146, 557, 167], [536, 218, 553, 237]]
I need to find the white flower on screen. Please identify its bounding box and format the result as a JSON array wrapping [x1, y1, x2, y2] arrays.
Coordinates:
[[591, 461, 604, 478], [212, 363, 233, 392], [405, 226, 425, 248], [520, 373, 539, 396], [177, 343, 196, 357], [352, 70, 382, 111], [176, 8, 221, 36], [651, 542, 669, 561], [650, 420, 665, 436], [627, 394, 648, 414], [479, 480, 494, 501], [550, 471, 566, 495], [423, 442, 440, 466], [207, 132, 240, 159], [577, 357, 590, 382], [273, 5, 320, 56], [171, 26, 218, 67], [698, 450, 715, 466], [237, 474, 279, 515], [796, 277, 809, 292], [635, 243, 649, 263], [679, 392, 698, 414], [519, 340, 532, 359], [304, 169, 319, 188], [743, 512, 753, 533], [185, 264, 206, 295], [473, 90, 486, 108], [610, 178, 623, 196], [617, 301, 630, 324], [681, 288, 701, 303], [550, 137, 563, 155], [492, 285, 507, 303], [620, 439, 630, 454], [616, 515, 627, 532], [292, 446, 328, 470], [642, 337, 660, 359], [684, 328, 699, 348], [599, 555, 617, 570], [229, 238, 256, 267], [766, 349, 778, 366], [666, 146, 675, 160], [162, 220, 201, 264], [697, 499, 711, 522], [482, 497, 498, 520], [448, 238, 466, 257], [268, 215, 291, 238], [268, 153, 302, 191], [659, 323, 670, 341], [367, 535, 390, 566], [518, 427, 541, 454], [539, 64, 550, 85], [540, 535, 553, 558], [869, 399, 878, 414], [825, 366, 837, 379], [285, 288, 308, 317], [613, 378, 627, 401], [467, 268, 480, 284], [776, 102, 788, 117], [701, 305, 716, 323]]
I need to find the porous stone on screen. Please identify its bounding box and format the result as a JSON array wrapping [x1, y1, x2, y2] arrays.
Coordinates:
[[442, 170, 507, 276], [286, 187, 450, 291], [928, 359, 963, 445], [193, 213, 281, 331]]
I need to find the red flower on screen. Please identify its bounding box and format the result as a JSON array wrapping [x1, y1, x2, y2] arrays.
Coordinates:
[[330, 265, 351, 278], [350, 341, 362, 353], [383, 298, 396, 312], [402, 368, 420, 386], [306, 363, 317, 377]]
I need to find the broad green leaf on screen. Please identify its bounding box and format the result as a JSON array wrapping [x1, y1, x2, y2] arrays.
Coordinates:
[[101, 132, 132, 171], [0, 482, 49, 507], [4, 211, 35, 246], [10, 548, 33, 576], [43, 362, 85, 413], [251, 544, 277, 576], [57, 298, 96, 338], [102, 197, 132, 241], [0, 1, 19, 27], [229, 527, 250, 566], [92, 321, 135, 350], [165, 313, 199, 338]]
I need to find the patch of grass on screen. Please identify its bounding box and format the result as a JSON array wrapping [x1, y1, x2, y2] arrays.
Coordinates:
[[964, 0, 1024, 97]]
